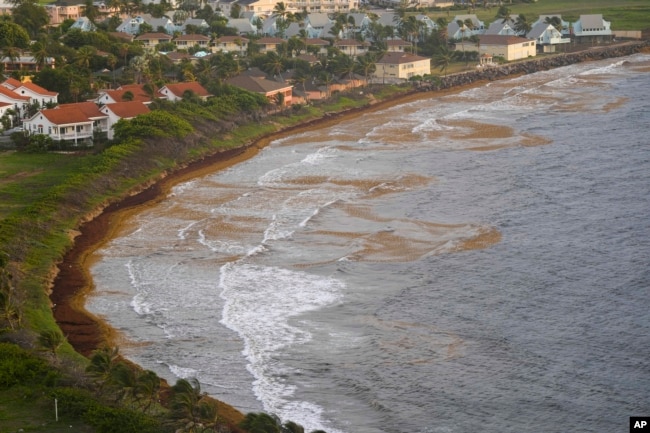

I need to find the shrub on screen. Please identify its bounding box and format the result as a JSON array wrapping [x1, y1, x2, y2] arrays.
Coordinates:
[[0, 342, 60, 388]]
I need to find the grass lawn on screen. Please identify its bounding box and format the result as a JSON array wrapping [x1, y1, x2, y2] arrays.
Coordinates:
[[0, 388, 94, 433], [0, 151, 93, 220], [426, 0, 650, 30]]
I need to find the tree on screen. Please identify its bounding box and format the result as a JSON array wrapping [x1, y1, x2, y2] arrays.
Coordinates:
[[514, 14, 531, 37], [0, 21, 30, 49], [544, 16, 564, 34], [38, 329, 64, 360], [8, 0, 49, 39], [239, 412, 282, 433], [433, 45, 455, 76], [332, 53, 355, 81], [496, 6, 511, 25], [355, 52, 376, 86], [262, 51, 285, 80]]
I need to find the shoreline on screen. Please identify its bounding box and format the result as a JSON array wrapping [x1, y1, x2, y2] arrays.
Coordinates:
[[49, 42, 648, 417]]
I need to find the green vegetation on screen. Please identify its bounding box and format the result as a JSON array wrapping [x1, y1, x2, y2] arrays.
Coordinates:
[[427, 0, 650, 30]]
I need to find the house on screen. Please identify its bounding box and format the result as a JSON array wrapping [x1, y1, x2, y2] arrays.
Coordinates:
[[99, 101, 150, 139], [235, 0, 277, 15], [2, 79, 58, 107], [375, 52, 431, 83], [158, 82, 211, 102], [70, 17, 96, 32], [117, 14, 175, 35], [572, 14, 612, 42], [386, 39, 412, 53], [213, 36, 249, 54], [57, 102, 109, 136], [527, 22, 570, 53], [256, 37, 285, 54], [174, 34, 211, 51], [447, 14, 485, 40], [178, 18, 210, 33], [532, 15, 570, 36], [23, 105, 94, 145], [0, 86, 31, 119], [305, 38, 329, 55], [334, 39, 370, 57], [305, 13, 331, 38], [95, 84, 159, 105], [485, 19, 517, 36], [0, 56, 55, 73], [45, 2, 82, 26], [226, 74, 293, 106], [227, 18, 259, 35], [478, 35, 536, 61], [135, 33, 173, 51]]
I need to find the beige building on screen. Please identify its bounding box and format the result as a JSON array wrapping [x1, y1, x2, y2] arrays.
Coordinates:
[[478, 35, 536, 61], [375, 52, 431, 83]]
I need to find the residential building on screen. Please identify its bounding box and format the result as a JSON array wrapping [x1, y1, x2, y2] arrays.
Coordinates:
[[0, 86, 31, 119], [255, 37, 285, 53], [70, 17, 96, 32], [135, 33, 173, 51], [334, 39, 370, 57], [158, 82, 211, 102], [478, 35, 536, 61], [95, 84, 159, 105], [213, 36, 250, 54], [572, 14, 612, 42], [375, 52, 431, 83], [447, 14, 485, 40], [23, 106, 94, 145], [532, 15, 570, 36], [174, 34, 212, 51], [45, 2, 82, 26], [0, 56, 55, 73], [99, 102, 150, 139], [226, 74, 293, 106], [527, 22, 570, 53], [58, 102, 109, 136], [2, 79, 58, 107], [485, 19, 517, 36], [386, 39, 412, 53]]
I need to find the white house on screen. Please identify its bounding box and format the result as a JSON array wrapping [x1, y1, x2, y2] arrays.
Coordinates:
[[375, 52, 431, 83], [158, 82, 211, 102], [99, 102, 150, 139], [3, 78, 59, 107], [0, 86, 31, 119], [478, 34, 536, 61], [533, 15, 570, 36], [24, 106, 94, 145], [527, 22, 570, 53], [447, 14, 485, 40], [485, 19, 517, 36], [572, 14, 612, 42]]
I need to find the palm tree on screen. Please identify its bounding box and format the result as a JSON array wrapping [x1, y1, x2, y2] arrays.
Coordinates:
[[75, 46, 96, 71], [355, 52, 376, 86], [239, 412, 282, 433], [30, 41, 48, 71], [318, 70, 334, 98], [333, 53, 355, 81], [87, 346, 121, 394], [514, 14, 531, 37], [171, 377, 218, 429], [263, 51, 285, 80], [38, 329, 64, 360], [544, 16, 564, 34], [433, 45, 455, 77], [106, 53, 117, 87], [496, 6, 511, 25]]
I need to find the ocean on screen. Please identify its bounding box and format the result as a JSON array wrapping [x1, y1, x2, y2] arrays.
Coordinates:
[[88, 53, 650, 433]]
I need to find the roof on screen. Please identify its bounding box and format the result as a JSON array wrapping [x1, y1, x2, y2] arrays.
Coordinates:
[[307, 13, 331, 27], [161, 82, 211, 98], [39, 106, 93, 125], [0, 86, 30, 101], [135, 32, 172, 41], [378, 52, 429, 65], [103, 101, 150, 118], [226, 75, 292, 94], [102, 84, 156, 103], [17, 81, 58, 97], [109, 32, 135, 41], [216, 36, 250, 43], [579, 14, 605, 29], [2, 77, 22, 89], [305, 38, 329, 46], [257, 37, 285, 44], [479, 34, 533, 45], [334, 39, 369, 47], [527, 22, 555, 39], [485, 20, 515, 35], [386, 39, 411, 47], [57, 102, 105, 118], [174, 34, 211, 42]]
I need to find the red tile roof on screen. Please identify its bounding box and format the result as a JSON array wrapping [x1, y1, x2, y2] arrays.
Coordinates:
[[0, 85, 30, 101], [39, 106, 93, 125], [2, 77, 22, 89], [103, 101, 150, 118], [102, 84, 157, 103], [18, 81, 58, 97], [162, 82, 210, 98], [58, 102, 105, 118]]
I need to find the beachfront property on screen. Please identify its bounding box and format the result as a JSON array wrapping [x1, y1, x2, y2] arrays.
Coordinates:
[[158, 82, 212, 102], [226, 72, 293, 106], [478, 35, 537, 61], [23, 105, 96, 145], [2, 78, 58, 107], [527, 22, 570, 53], [572, 14, 612, 43], [374, 52, 431, 83], [447, 14, 485, 40], [532, 15, 571, 36], [94, 84, 159, 105], [99, 101, 151, 139]]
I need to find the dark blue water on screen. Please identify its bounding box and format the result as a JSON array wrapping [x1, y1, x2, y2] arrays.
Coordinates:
[[90, 55, 650, 433]]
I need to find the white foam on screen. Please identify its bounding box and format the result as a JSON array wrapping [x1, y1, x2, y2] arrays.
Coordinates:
[[219, 262, 345, 432]]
